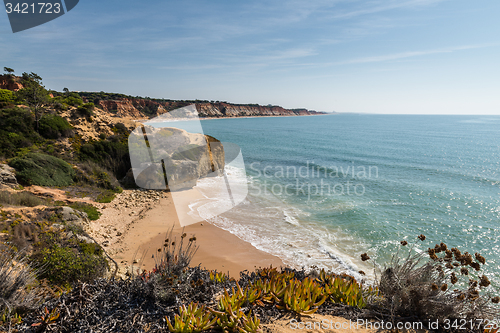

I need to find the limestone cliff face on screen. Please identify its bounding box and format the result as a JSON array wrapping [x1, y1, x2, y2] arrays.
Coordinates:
[[129, 127, 225, 190], [0, 75, 23, 91], [97, 100, 144, 119], [195, 103, 324, 117], [92, 98, 191, 119], [84, 96, 325, 120], [57, 106, 138, 142]]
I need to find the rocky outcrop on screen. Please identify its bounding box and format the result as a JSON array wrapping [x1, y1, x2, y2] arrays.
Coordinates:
[[195, 103, 324, 117], [82, 96, 325, 120], [57, 105, 138, 142], [129, 126, 225, 190], [97, 100, 148, 119], [0, 75, 23, 91], [0, 164, 18, 189], [94, 98, 190, 119], [57, 206, 90, 229]]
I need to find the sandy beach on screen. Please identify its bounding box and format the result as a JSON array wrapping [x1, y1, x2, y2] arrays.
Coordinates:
[[86, 189, 388, 333], [87, 188, 284, 278]]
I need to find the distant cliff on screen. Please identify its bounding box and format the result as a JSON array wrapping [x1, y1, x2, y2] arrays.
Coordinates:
[[0, 74, 24, 91], [79, 92, 326, 119], [196, 102, 325, 117]]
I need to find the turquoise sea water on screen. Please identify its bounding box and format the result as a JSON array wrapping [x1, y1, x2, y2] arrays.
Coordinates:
[[159, 114, 500, 287]]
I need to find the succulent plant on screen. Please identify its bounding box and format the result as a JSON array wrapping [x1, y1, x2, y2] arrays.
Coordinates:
[[166, 302, 216, 333], [275, 277, 327, 315], [238, 311, 261, 333], [31, 306, 60, 329], [210, 302, 245, 333], [209, 270, 229, 283], [218, 288, 244, 313], [319, 270, 369, 308]]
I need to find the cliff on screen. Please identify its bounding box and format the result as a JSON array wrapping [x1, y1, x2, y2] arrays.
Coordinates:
[[195, 102, 325, 117], [79, 93, 326, 119], [0, 74, 23, 91]]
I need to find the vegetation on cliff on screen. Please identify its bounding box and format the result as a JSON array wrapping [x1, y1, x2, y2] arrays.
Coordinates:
[[1, 233, 499, 332], [9, 153, 75, 187]]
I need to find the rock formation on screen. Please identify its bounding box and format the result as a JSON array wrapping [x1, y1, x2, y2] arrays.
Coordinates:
[[82, 96, 326, 120], [0, 164, 18, 189], [0, 74, 23, 91], [129, 126, 225, 190]]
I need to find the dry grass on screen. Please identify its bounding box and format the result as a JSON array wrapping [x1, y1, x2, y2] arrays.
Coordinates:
[[0, 190, 48, 207], [152, 226, 199, 278], [0, 245, 43, 324], [372, 236, 500, 323]]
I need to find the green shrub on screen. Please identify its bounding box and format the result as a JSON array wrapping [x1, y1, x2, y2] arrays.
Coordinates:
[[75, 161, 121, 191], [77, 102, 95, 117], [0, 107, 41, 158], [68, 202, 101, 220], [29, 231, 108, 286], [96, 190, 116, 203], [64, 94, 84, 106], [34, 243, 107, 285], [51, 92, 83, 107], [0, 89, 15, 103], [79, 137, 131, 180], [80, 242, 103, 256], [39, 114, 73, 139], [9, 153, 75, 186]]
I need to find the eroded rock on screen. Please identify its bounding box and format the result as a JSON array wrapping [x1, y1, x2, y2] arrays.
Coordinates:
[[0, 164, 18, 189], [57, 206, 90, 228]]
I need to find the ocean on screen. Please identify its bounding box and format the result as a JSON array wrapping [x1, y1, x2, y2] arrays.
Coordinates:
[[154, 114, 500, 287]]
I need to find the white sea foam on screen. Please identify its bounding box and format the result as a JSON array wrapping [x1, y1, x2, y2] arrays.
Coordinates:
[[190, 167, 372, 279], [283, 209, 300, 225]]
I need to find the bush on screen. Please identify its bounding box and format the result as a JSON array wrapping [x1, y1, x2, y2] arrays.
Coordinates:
[[370, 235, 500, 323], [75, 161, 121, 191], [79, 137, 131, 180], [64, 94, 84, 107], [51, 92, 83, 107], [30, 231, 108, 286], [139, 226, 199, 305], [68, 202, 101, 221], [77, 102, 95, 117], [35, 244, 107, 285], [9, 153, 75, 186], [39, 114, 73, 139], [96, 190, 116, 203], [0, 89, 15, 103], [0, 107, 41, 158]]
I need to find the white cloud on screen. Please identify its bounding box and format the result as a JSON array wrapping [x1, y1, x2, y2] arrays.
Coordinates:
[[336, 43, 496, 65]]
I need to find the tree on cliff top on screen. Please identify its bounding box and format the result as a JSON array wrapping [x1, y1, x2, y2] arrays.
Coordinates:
[[3, 67, 14, 76], [17, 72, 49, 132]]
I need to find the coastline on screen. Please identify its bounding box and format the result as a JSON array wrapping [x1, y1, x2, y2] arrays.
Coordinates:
[[88, 189, 284, 278], [132, 112, 332, 124]]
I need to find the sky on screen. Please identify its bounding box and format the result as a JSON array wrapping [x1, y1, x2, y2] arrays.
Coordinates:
[[1, 0, 500, 114]]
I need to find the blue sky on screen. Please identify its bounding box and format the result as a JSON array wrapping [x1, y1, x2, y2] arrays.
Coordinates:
[[1, 0, 500, 114]]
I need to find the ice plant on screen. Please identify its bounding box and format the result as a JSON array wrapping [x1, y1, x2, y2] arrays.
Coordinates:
[[275, 277, 327, 315], [166, 302, 216, 333], [31, 307, 60, 329], [320, 272, 370, 309]]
